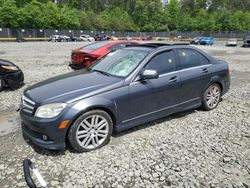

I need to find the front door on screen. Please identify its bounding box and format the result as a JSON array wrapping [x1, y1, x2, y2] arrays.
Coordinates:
[[124, 50, 181, 124]]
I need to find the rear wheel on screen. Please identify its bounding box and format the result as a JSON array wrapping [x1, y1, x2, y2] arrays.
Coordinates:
[[202, 83, 221, 111], [0, 79, 4, 92], [68, 110, 113, 152]]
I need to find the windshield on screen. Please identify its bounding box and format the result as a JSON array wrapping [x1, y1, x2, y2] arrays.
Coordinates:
[[82, 41, 109, 51], [90, 49, 148, 77]]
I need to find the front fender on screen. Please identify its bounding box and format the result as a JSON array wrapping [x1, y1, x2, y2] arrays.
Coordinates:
[[71, 96, 116, 120]]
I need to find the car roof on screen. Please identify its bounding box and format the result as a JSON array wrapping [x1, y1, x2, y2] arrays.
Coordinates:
[[107, 40, 137, 44], [126, 42, 189, 48], [124, 42, 191, 52]]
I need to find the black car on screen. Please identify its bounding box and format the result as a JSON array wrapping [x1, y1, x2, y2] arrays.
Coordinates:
[[190, 37, 203, 45], [20, 43, 230, 152], [242, 36, 250, 47], [0, 59, 24, 91]]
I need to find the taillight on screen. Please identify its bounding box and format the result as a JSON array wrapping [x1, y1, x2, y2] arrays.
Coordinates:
[[71, 53, 84, 63], [71, 52, 98, 67]]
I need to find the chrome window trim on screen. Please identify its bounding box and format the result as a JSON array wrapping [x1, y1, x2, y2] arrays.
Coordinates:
[[130, 64, 212, 85]]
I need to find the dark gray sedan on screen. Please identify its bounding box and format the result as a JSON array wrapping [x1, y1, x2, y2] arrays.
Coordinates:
[[20, 43, 230, 152]]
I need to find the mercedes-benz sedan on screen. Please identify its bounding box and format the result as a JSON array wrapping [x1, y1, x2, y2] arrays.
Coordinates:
[[20, 43, 230, 152]]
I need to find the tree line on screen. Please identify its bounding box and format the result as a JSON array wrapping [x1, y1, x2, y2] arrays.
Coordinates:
[[0, 0, 250, 32]]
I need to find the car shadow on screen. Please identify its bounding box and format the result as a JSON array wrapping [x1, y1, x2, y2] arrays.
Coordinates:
[[113, 108, 201, 138]]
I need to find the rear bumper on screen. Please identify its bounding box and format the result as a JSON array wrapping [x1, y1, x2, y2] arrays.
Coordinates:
[[69, 63, 84, 70]]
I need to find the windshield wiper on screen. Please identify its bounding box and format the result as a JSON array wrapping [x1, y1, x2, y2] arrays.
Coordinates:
[[92, 69, 111, 76]]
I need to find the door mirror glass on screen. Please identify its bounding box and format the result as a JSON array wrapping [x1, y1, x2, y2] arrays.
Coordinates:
[[140, 69, 159, 80]]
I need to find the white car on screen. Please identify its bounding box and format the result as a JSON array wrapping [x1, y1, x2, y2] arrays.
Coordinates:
[[80, 35, 95, 42], [226, 39, 237, 46], [49, 35, 60, 42], [61, 35, 71, 41]]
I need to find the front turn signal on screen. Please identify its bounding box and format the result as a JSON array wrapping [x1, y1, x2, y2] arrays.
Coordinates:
[[59, 120, 70, 129]]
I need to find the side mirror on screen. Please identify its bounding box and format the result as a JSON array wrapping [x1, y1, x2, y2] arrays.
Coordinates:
[[140, 69, 159, 80]]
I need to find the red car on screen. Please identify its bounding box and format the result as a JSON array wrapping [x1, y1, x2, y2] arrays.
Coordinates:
[[70, 40, 139, 69]]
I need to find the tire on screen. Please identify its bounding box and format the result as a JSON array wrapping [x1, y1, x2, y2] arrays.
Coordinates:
[[67, 110, 113, 152], [0, 79, 4, 92], [202, 83, 221, 111]]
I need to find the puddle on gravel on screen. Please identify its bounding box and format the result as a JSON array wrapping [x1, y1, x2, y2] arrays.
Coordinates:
[[0, 111, 19, 136]]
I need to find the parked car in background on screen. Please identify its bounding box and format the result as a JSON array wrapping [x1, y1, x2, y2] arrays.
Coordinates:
[[69, 40, 139, 69], [62, 35, 71, 42], [242, 36, 250, 47], [142, 36, 153, 41], [79, 35, 95, 42], [69, 36, 80, 42], [94, 34, 110, 41], [190, 37, 203, 45], [199, 37, 214, 45], [49, 35, 70, 42], [20, 43, 230, 152], [226, 38, 237, 47], [125, 36, 133, 40], [111, 36, 118, 40], [134, 36, 143, 41], [0, 59, 24, 91], [48, 35, 60, 42]]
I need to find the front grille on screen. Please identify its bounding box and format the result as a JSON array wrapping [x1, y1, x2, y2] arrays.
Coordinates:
[[22, 95, 36, 115]]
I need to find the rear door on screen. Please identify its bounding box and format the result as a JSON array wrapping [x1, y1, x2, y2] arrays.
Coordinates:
[[125, 50, 181, 123], [176, 48, 212, 107]]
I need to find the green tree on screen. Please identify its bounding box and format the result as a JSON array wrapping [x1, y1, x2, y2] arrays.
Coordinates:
[[0, 0, 20, 27]]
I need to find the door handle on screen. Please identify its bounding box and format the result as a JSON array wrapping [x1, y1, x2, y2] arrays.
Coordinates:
[[169, 76, 177, 83], [202, 68, 208, 73]]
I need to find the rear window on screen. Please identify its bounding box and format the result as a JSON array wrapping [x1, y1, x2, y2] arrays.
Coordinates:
[[82, 41, 109, 51]]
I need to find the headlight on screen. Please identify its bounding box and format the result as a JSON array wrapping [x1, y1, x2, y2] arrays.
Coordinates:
[[1, 65, 19, 71], [35, 103, 67, 118]]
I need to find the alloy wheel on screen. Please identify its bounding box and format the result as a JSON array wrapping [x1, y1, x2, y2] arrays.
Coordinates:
[[206, 85, 220, 109], [76, 115, 109, 149]]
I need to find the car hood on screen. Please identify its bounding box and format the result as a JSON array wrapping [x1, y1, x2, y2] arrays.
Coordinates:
[[24, 70, 124, 104], [0, 59, 16, 66]]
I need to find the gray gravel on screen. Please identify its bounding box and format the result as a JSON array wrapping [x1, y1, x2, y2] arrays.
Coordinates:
[[0, 42, 249, 187]]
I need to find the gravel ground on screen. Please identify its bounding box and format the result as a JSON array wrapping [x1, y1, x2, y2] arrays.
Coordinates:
[[0, 42, 249, 188]]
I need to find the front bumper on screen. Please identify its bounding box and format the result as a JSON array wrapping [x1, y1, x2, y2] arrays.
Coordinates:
[[20, 110, 67, 150], [3, 70, 24, 89], [242, 43, 250, 47]]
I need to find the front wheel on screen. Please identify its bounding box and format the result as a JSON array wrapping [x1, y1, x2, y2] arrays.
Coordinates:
[[202, 83, 221, 111], [68, 110, 113, 152]]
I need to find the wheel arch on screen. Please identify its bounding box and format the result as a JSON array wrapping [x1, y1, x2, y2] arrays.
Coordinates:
[[65, 105, 117, 143]]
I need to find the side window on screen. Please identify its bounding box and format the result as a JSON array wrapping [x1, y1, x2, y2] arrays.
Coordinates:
[[145, 50, 176, 75], [199, 53, 210, 65], [177, 49, 200, 69]]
